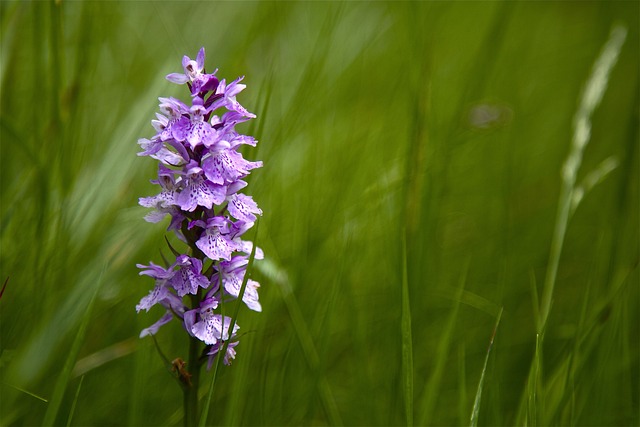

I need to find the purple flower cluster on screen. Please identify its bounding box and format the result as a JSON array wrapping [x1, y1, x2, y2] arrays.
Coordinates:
[[136, 48, 263, 367]]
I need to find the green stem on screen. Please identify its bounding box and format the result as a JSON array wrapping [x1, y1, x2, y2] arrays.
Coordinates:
[[538, 184, 571, 333], [538, 25, 626, 333], [183, 212, 205, 427]]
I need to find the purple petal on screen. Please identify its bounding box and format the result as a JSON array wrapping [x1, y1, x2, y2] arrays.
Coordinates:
[[136, 283, 169, 312], [181, 55, 191, 69], [143, 210, 169, 223], [206, 340, 239, 368], [234, 240, 265, 260], [170, 116, 191, 142], [192, 313, 235, 345], [176, 176, 226, 211], [140, 311, 174, 338], [137, 138, 163, 157], [228, 193, 262, 222], [152, 113, 168, 133], [137, 261, 172, 279], [169, 256, 210, 297], [166, 73, 189, 84], [152, 148, 186, 166], [224, 76, 246, 98], [229, 134, 258, 148], [166, 140, 190, 162], [223, 269, 262, 312], [227, 180, 248, 195], [196, 228, 237, 261], [196, 47, 205, 70], [229, 221, 254, 239], [200, 75, 219, 93]]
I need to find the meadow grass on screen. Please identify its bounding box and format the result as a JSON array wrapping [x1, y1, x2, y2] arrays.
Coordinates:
[[1, 1, 638, 426]]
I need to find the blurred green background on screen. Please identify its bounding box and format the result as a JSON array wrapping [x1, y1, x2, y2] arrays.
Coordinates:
[[1, 1, 638, 425]]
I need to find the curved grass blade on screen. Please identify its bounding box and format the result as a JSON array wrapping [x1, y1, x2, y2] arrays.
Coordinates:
[[539, 25, 627, 333], [470, 307, 503, 427], [417, 262, 468, 425], [65, 375, 84, 427], [2, 382, 48, 403]]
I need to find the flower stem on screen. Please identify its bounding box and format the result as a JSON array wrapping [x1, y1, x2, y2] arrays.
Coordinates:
[[183, 218, 205, 427]]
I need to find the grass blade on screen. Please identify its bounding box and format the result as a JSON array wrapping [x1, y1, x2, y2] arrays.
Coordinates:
[[2, 382, 48, 403], [65, 375, 84, 427], [417, 262, 468, 425], [470, 307, 503, 427], [457, 344, 467, 425], [528, 333, 542, 427], [200, 221, 259, 427], [539, 25, 627, 332], [401, 231, 413, 426]]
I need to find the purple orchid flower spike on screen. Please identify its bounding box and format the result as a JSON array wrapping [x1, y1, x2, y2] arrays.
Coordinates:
[[136, 46, 264, 399]]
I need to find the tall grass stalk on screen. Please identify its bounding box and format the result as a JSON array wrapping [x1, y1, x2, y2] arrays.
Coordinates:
[[538, 25, 627, 333], [527, 24, 628, 426]]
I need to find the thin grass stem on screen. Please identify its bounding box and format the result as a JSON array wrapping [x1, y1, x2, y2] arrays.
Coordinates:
[[200, 221, 259, 426], [417, 261, 468, 425], [538, 25, 627, 333], [470, 307, 503, 427], [65, 375, 84, 427], [528, 333, 541, 427]]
